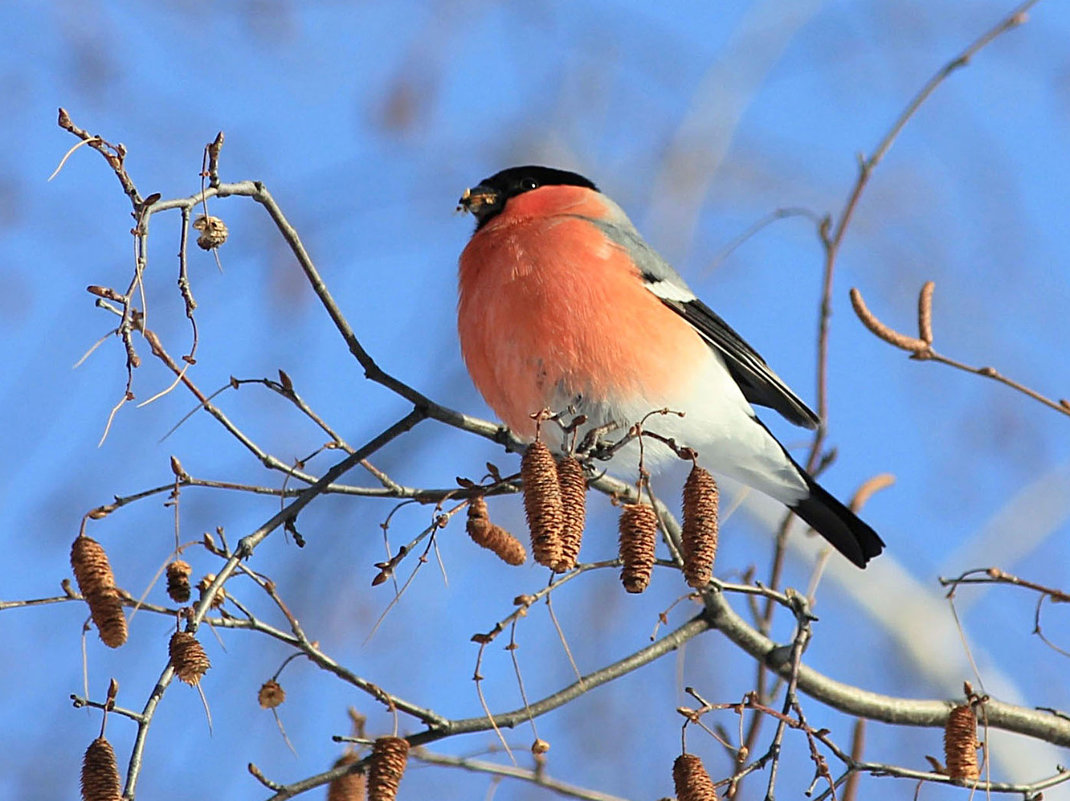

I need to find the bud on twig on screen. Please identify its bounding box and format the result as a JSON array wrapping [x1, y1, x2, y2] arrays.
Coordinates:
[[917, 280, 935, 345], [169, 455, 188, 479]]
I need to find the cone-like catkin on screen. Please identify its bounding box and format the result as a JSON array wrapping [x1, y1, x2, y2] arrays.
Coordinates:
[[521, 441, 564, 568], [673, 753, 718, 801], [258, 679, 285, 709], [169, 631, 211, 685], [70, 536, 128, 648], [196, 573, 226, 609], [326, 752, 365, 801], [81, 736, 122, 801], [944, 704, 979, 781], [681, 466, 719, 588], [166, 560, 192, 603], [554, 456, 587, 572], [619, 503, 657, 593], [466, 496, 527, 566], [367, 736, 410, 801]]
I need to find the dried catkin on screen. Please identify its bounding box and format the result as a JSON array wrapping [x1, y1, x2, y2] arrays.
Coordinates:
[[196, 573, 226, 609], [326, 752, 365, 801], [619, 503, 657, 593], [521, 441, 564, 568], [944, 704, 980, 780], [81, 736, 122, 801], [169, 631, 211, 685], [70, 536, 128, 648], [672, 753, 718, 801], [554, 456, 587, 572], [466, 496, 527, 566], [165, 560, 192, 603], [257, 679, 286, 709], [367, 736, 410, 801], [681, 466, 719, 588], [193, 214, 228, 249]]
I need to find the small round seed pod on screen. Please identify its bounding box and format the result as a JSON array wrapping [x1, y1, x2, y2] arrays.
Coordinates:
[[944, 704, 980, 781], [169, 631, 211, 686], [554, 456, 587, 572], [257, 679, 286, 709], [193, 214, 228, 249], [326, 752, 365, 801], [619, 503, 657, 593], [521, 441, 564, 568], [81, 736, 121, 801], [673, 753, 718, 801], [681, 465, 719, 588], [367, 735, 410, 801], [70, 536, 128, 648], [466, 496, 527, 566], [165, 560, 193, 604]]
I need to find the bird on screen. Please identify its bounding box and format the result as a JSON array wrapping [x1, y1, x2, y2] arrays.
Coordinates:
[[456, 165, 884, 567]]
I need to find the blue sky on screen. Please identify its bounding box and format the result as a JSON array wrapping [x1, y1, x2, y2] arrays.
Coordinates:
[[2, 2, 1069, 799]]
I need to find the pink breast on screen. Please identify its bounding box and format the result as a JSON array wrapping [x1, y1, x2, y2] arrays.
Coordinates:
[[458, 200, 707, 438]]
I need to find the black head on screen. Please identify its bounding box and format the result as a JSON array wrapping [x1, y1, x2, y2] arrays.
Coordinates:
[[458, 166, 598, 229]]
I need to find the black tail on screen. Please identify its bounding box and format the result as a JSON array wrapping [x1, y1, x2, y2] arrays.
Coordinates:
[[790, 474, 885, 568]]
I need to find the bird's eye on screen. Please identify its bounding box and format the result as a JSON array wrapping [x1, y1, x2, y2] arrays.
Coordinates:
[[521, 178, 539, 191]]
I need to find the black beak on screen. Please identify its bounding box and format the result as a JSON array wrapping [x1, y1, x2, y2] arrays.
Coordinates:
[[457, 183, 503, 223]]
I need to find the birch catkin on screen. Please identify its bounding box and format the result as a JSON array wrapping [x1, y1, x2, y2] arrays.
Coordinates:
[[521, 441, 564, 568]]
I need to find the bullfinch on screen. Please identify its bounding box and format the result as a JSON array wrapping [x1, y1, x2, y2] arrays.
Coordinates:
[[456, 166, 884, 568]]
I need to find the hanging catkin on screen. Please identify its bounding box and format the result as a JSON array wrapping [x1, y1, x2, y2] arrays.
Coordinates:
[[367, 736, 410, 801], [165, 559, 193, 603], [944, 704, 980, 780], [81, 736, 122, 801], [169, 631, 211, 685], [466, 495, 527, 565], [672, 753, 718, 801], [554, 455, 587, 571], [619, 503, 657, 593], [326, 752, 365, 801], [521, 441, 564, 568], [70, 536, 127, 648], [681, 465, 719, 588]]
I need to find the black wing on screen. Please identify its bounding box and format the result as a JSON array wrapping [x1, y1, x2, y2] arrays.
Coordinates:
[[575, 211, 820, 429], [661, 296, 820, 429]]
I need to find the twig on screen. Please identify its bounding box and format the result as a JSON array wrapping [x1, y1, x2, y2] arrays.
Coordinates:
[[412, 749, 633, 801], [851, 285, 1070, 418], [763, 592, 814, 800], [120, 410, 426, 798]]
